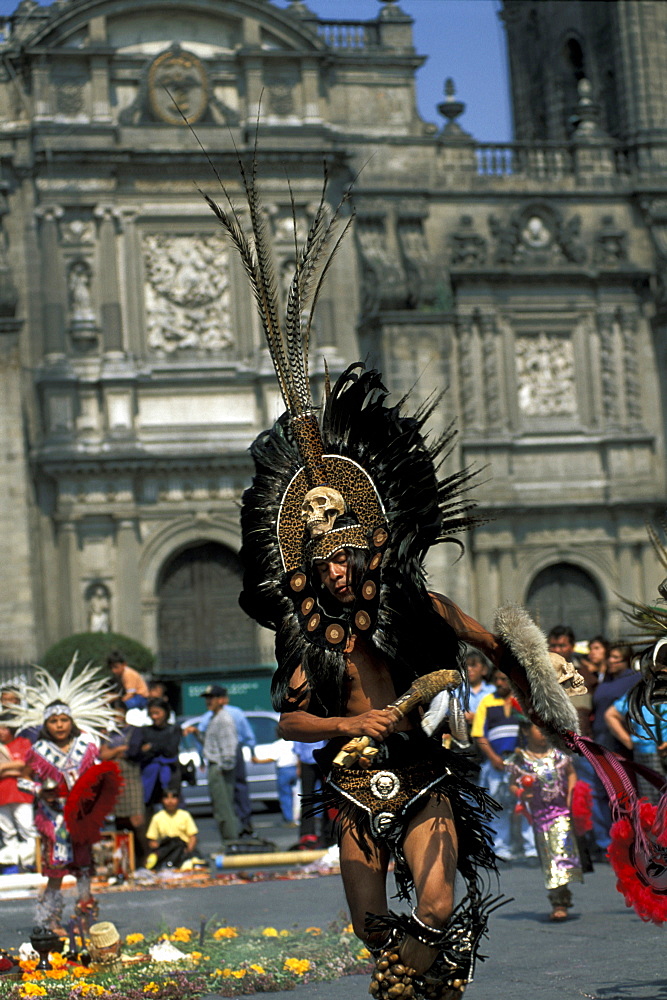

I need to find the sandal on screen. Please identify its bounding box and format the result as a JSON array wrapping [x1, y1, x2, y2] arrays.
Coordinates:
[[549, 907, 568, 922]]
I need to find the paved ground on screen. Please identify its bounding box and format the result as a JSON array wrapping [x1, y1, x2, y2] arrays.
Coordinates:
[[1, 808, 665, 999]]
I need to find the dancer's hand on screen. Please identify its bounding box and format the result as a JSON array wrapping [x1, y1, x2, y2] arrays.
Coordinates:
[[339, 709, 396, 741]]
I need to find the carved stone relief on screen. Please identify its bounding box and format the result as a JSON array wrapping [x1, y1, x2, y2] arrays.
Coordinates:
[[619, 309, 642, 427], [598, 313, 619, 425], [53, 69, 87, 118], [457, 314, 479, 430], [450, 215, 487, 266], [593, 215, 627, 266], [481, 315, 502, 427], [396, 215, 439, 308], [119, 44, 238, 127], [61, 218, 96, 246], [142, 233, 233, 353], [489, 203, 586, 266], [148, 45, 208, 125], [355, 214, 405, 318], [515, 332, 577, 417]]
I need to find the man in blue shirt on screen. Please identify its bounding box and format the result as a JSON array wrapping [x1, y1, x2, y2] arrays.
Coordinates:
[[192, 689, 258, 838]]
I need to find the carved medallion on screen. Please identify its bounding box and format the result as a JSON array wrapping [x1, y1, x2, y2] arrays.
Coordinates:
[[370, 771, 401, 800], [372, 812, 395, 836], [148, 46, 208, 126]]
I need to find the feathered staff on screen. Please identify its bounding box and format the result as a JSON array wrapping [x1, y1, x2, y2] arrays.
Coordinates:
[[197, 124, 354, 483]]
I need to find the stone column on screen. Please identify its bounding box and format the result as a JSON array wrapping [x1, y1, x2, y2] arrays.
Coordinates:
[[36, 205, 67, 358], [94, 205, 123, 353], [301, 57, 320, 123], [32, 57, 51, 122], [90, 55, 112, 124], [57, 520, 79, 636], [115, 518, 142, 638], [244, 55, 263, 121], [0, 316, 38, 658], [116, 209, 141, 355]]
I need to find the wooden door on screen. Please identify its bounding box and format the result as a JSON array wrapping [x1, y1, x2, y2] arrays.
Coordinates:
[[157, 542, 257, 674], [526, 562, 604, 641]]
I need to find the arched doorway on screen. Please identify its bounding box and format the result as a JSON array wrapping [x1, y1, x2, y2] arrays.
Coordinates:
[[526, 562, 604, 640], [157, 542, 257, 674]]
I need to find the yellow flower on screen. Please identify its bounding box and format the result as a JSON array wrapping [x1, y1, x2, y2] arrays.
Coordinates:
[[279, 929, 290, 937], [79, 986, 108, 997], [213, 926, 238, 939], [20, 986, 47, 997], [18, 961, 38, 972], [305, 927, 321, 935], [22, 972, 44, 982], [170, 927, 193, 942], [249, 964, 266, 974], [190, 951, 202, 961], [125, 933, 145, 945], [221, 969, 233, 978], [262, 927, 279, 937], [48, 952, 68, 969], [231, 969, 247, 979], [284, 957, 311, 975], [357, 947, 371, 959], [45, 969, 68, 979], [71, 965, 94, 978], [143, 984, 160, 994], [343, 923, 354, 933]]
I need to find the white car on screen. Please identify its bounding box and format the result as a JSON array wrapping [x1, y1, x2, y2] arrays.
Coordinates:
[[178, 710, 280, 814]]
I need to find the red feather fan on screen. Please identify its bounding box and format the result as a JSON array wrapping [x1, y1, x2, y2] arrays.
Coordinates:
[[64, 761, 123, 845], [571, 780, 593, 837], [608, 800, 667, 924]]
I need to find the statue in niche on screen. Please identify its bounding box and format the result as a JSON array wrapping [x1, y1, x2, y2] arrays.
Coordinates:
[[67, 260, 95, 326], [87, 583, 111, 633]]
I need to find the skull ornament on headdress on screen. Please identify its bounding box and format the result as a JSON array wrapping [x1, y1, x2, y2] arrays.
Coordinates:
[[301, 487, 345, 538]]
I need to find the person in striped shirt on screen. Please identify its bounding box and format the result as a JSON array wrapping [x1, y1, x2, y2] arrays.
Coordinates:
[[471, 669, 537, 862]]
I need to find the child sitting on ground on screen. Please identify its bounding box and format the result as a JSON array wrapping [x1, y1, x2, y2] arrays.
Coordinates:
[[145, 789, 201, 871]]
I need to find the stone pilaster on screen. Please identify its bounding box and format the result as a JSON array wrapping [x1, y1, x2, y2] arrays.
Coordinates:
[[36, 205, 67, 358], [115, 518, 142, 639], [94, 205, 123, 353], [0, 317, 38, 658]]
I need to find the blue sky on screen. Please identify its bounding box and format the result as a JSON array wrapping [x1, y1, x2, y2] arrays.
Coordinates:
[[0, 0, 511, 141]]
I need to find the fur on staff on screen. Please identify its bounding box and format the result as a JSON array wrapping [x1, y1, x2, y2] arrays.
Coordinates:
[[494, 603, 579, 739]]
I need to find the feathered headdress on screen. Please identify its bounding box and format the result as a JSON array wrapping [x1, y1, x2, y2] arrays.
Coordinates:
[[2, 655, 119, 739], [204, 144, 477, 715]]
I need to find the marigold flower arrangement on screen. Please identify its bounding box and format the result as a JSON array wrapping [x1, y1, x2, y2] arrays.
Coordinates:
[[0, 918, 372, 999]]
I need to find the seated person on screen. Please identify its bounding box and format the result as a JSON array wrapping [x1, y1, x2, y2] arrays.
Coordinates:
[[145, 789, 200, 871], [107, 651, 148, 711]]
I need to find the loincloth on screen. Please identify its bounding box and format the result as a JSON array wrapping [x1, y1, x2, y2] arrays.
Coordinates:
[[318, 730, 498, 899]]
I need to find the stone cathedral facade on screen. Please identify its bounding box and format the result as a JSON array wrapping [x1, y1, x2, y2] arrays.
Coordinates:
[[0, 0, 665, 708]]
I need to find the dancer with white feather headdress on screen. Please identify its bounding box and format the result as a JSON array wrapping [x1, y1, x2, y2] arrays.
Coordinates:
[[3, 657, 122, 934]]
